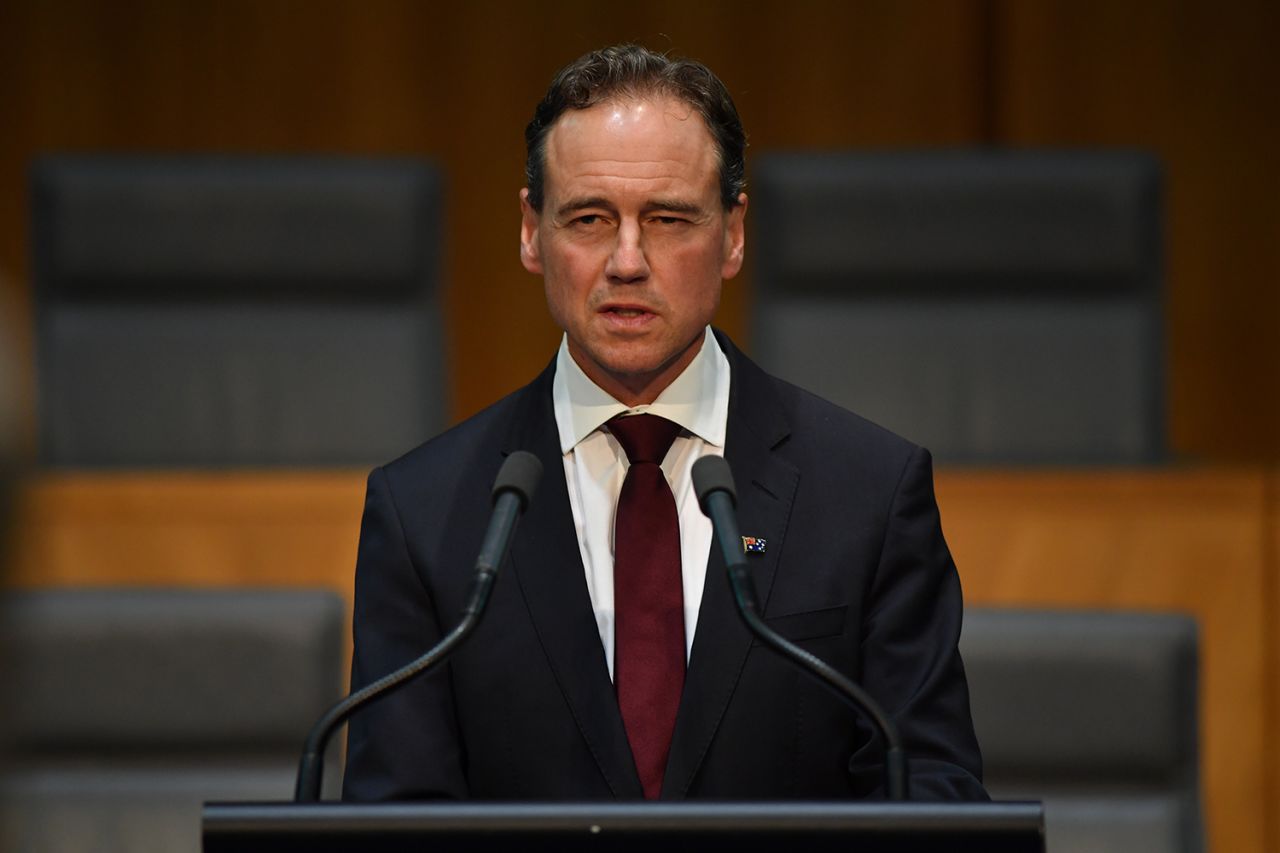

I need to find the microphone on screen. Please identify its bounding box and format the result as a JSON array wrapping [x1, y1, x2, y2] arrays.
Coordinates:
[[691, 455, 909, 800], [293, 451, 543, 802]]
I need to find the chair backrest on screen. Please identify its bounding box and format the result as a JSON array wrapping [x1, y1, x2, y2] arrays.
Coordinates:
[[750, 151, 1163, 464], [32, 155, 446, 467], [0, 587, 346, 853], [960, 607, 1203, 853]]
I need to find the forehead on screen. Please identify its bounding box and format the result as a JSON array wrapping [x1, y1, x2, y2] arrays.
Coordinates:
[[541, 95, 720, 203]]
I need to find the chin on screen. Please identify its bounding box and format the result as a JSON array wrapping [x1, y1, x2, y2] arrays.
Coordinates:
[[599, 356, 667, 380], [588, 339, 658, 367]]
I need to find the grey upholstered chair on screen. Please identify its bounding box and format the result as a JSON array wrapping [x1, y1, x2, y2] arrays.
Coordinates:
[[961, 608, 1203, 853], [749, 151, 1164, 464], [31, 155, 446, 467], [0, 588, 345, 853]]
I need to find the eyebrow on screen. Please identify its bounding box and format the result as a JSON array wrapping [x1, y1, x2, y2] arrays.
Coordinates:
[[645, 199, 707, 216], [554, 197, 614, 219], [553, 197, 709, 218]]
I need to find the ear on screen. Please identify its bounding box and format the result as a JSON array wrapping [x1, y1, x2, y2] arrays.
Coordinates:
[[720, 193, 748, 280], [519, 188, 543, 275]]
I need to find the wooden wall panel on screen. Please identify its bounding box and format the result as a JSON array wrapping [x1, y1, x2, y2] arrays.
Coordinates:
[[1269, 469, 1280, 852], [991, 1, 1280, 461], [0, 0, 987, 432], [4, 469, 368, 681], [936, 468, 1271, 853], [5, 2, 1273, 461], [7, 471, 366, 592]]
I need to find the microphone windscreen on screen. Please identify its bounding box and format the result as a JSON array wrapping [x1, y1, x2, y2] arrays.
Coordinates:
[[692, 454, 736, 508], [492, 450, 543, 507]]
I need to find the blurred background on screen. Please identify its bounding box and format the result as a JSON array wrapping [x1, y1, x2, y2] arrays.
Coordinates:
[[0, 2, 1276, 852]]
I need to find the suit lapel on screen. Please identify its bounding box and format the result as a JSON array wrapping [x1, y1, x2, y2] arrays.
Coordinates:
[[662, 336, 800, 798], [501, 364, 643, 798]]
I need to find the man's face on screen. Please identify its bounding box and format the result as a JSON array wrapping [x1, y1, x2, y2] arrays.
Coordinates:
[[520, 95, 747, 406]]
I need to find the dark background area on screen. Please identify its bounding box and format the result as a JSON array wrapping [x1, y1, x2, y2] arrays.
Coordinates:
[[1, 0, 1277, 462]]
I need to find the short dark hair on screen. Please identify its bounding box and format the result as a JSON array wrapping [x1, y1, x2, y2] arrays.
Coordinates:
[[524, 44, 746, 212]]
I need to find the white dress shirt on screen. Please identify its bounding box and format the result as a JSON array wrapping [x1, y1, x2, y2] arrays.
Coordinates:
[[552, 326, 731, 680]]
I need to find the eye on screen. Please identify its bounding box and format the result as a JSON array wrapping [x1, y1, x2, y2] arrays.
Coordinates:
[[651, 215, 688, 225], [568, 213, 614, 230]]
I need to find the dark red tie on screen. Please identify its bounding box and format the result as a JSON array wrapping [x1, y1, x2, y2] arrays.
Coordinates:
[[610, 414, 685, 799]]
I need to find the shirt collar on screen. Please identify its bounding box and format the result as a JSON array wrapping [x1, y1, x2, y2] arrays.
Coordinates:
[[552, 326, 730, 454]]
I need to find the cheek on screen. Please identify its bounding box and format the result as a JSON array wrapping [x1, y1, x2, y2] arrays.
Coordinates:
[[541, 250, 595, 319], [655, 245, 724, 313], [542, 279, 569, 328], [543, 237, 603, 282], [659, 235, 729, 281]]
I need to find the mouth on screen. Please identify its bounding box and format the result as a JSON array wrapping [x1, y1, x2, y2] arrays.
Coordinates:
[[599, 304, 658, 329]]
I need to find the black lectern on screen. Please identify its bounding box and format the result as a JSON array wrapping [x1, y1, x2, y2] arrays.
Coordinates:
[[202, 801, 1043, 853]]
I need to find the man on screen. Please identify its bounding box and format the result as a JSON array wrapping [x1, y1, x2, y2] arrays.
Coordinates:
[[342, 44, 985, 802]]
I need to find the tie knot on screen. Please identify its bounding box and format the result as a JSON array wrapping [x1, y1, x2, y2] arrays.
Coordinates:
[[610, 414, 681, 465]]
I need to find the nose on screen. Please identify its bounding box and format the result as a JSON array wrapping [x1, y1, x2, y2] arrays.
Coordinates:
[[604, 220, 650, 284]]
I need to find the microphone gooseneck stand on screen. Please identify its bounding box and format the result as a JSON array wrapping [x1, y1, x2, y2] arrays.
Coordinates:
[[691, 455, 909, 800], [294, 451, 543, 802]]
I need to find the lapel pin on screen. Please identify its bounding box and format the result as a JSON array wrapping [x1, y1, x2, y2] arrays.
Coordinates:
[[741, 536, 767, 555]]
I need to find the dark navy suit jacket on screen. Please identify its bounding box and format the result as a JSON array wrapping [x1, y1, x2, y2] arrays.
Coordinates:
[[342, 332, 986, 801]]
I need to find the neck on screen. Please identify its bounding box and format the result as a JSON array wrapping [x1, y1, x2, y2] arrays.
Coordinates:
[[570, 334, 705, 407]]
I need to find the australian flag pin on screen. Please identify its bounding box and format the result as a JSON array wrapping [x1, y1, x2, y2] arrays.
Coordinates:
[[741, 536, 767, 555]]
